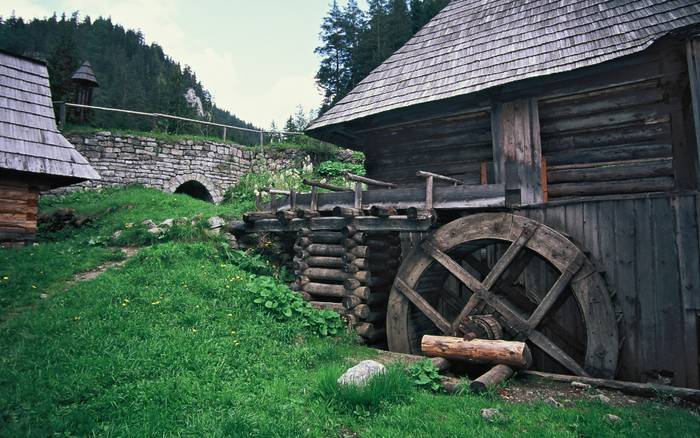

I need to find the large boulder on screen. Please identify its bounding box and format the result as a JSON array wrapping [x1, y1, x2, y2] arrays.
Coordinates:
[[337, 360, 386, 387]]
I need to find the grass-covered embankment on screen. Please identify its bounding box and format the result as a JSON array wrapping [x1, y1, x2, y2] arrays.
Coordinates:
[[1, 187, 698, 437]]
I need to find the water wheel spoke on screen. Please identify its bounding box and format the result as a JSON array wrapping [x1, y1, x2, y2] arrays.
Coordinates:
[[482, 224, 538, 289], [527, 253, 584, 329], [421, 240, 529, 333], [528, 330, 589, 377], [394, 276, 453, 335]]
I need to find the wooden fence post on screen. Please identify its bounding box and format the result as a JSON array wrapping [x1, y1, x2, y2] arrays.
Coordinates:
[[58, 101, 66, 128]]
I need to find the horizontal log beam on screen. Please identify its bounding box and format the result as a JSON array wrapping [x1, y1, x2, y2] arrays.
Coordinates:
[[273, 184, 506, 211]]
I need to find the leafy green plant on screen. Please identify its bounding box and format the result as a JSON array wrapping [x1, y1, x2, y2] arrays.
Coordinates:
[[408, 359, 443, 392], [316, 160, 366, 178], [220, 245, 277, 277], [250, 276, 344, 336]]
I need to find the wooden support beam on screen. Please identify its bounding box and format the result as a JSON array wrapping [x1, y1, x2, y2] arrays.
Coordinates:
[[345, 172, 398, 188], [491, 98, 544, 205], [303, 179, 347, 192], [521, 370, 700, 404], [685, 38, 700, 189]]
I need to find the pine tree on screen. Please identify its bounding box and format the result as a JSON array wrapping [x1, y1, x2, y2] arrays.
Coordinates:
[[47, 19, 79, 104], [386, 0, 412, 54], [315, 1, 349, 110]]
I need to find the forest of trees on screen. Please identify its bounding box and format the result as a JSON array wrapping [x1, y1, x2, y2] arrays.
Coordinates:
[[0, 12, 262, 144], [315, 0, 449, 111]]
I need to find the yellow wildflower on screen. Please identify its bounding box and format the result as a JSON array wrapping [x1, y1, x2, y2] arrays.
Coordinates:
[[151, 300, 161, 305]]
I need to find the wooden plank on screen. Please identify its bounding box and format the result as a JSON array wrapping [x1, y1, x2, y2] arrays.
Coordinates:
[[611, 199, 638, 381], [548, 176, 675, 198], [491, 98, 543, 205], [544, 143, 672, 166], [686, 38, 700, 189], [547, 158, 673, 184], [651, 196, 686, 385], [394, 276, 453, 335], [527, 253, 583, 328], [673, 195, 700, 388]]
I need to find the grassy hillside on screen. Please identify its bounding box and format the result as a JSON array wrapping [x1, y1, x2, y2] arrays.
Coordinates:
[[1, 187, 698, 436]]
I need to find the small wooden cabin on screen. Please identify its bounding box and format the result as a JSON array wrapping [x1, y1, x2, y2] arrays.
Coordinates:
[[307, 1, 700, 388], [0, 50, 99, 246]]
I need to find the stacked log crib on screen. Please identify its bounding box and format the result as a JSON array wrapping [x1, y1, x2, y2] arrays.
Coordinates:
[[290, 225, 400, 347]]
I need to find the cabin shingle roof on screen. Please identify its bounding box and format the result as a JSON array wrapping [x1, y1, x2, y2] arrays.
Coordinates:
[[0, 51, 100, 182], [307, 0, 700, 131]]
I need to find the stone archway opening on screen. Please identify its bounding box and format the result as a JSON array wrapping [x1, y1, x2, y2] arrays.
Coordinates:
[[175, 180, 214, 203]]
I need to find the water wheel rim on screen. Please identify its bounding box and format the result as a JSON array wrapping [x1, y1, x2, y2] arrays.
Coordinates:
[[387, 212, 619, 378]]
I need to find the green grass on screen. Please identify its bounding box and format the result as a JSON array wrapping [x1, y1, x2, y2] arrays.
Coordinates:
[[1, 187, 699, 437]]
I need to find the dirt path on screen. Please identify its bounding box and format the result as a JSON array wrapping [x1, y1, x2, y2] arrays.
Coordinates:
[[1, 247, 140, 324], [71, 247, 139, 282]]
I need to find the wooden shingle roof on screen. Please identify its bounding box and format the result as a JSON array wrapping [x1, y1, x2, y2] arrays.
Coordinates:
[[0, 50, 100, 182], [71, 61, 99, 86], [308, 0, 700, 132]]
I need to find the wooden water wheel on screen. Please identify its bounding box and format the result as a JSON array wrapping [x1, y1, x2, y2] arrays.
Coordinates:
[[387, 213, 619, 378]]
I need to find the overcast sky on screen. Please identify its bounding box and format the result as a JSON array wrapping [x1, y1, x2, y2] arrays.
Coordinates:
[[5, 0, 366, 128]]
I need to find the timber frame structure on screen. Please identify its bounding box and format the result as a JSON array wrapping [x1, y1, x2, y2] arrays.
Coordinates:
[[233, 1, 700, 389]]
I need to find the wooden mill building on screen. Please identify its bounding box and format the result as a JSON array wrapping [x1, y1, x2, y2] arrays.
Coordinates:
[[0, 50, 99, 246], [305, 1, 700, 388]]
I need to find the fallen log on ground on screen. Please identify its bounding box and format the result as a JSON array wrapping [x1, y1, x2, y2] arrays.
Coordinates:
[[521, 370, 700, 404], [470, 364, 515, 393], [421, 335, 532, 368]]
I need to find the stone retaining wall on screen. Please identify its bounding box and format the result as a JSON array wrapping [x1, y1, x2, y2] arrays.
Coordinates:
[[59, 132, 315, 203]]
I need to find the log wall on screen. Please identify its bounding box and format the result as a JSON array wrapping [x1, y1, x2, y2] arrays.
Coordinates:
[[0, 182, 39, 246], [538, 41, 691, 199], [515, 192, 700, 388], [363, 110, 492, 186]]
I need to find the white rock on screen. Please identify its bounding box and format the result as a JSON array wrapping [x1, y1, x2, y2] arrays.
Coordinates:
[[591, 393, 611, 404], [160, 219, 174, 228], [147, 227, 163, 234], [480, 408, 501, 421], [142, 219, 157, 229], [545, 397, 563, 408], [571, 381, 592, 389], [112, 230, 123, 240], [337, 360, 386, 386], [605, 414, 621, 423], [39, 293, 49, 299], [208, 216, 226, 229]]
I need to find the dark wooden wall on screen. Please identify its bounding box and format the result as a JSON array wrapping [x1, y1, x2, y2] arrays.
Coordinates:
[[363, 110, 492, 186], [539, 40, 695, 199], [0, 181, 39, 246], [515, 193, 700, 388]]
